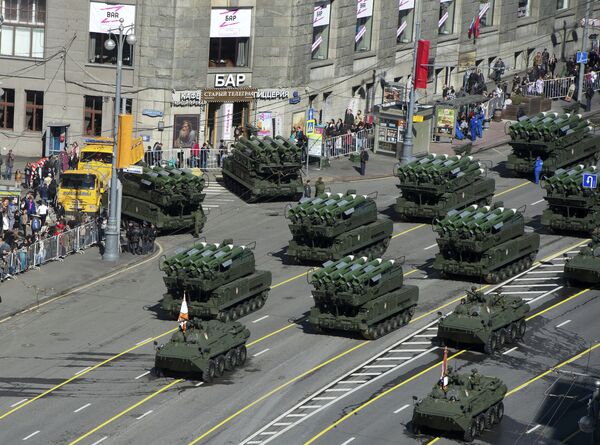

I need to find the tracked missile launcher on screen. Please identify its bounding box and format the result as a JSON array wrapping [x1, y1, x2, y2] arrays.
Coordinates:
[[564, 231, 600, 284], [154, 319, 250, 382], [540, 164, 600, 233], [394, 154, 495, 219], [308, 255, 419, 339], [432, 203, 540, 283], [160, 239, 272, 320], [222, 136, 304, 202], [121, 164, 207, 235], [436, 288, 529, 354], [412, 369, 507, 442], [286, 190, 393, 263], [506, 112, 600, 176]]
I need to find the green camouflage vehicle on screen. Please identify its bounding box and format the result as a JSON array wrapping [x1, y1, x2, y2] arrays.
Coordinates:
[[286, 190, 393, 263], [222, 136, 304, 202], [160, 239, 272, 320], [308, 255, 419, 339], [412, 368, 507, 442], [121, 164, 207, 235], [394, 154, 495, 220], [433, 203, 540, 283], [506, 112, 600, 176], [564, 230, 600, 284], [541, 164, 600, 233], [154, 319, 250, 382], [437, 287, 529, 354]]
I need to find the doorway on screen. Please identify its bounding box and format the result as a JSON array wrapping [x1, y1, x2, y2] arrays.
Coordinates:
[[205, 101, 251, 146]]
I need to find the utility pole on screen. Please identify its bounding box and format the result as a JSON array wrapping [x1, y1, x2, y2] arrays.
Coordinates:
[[401, 22, 420, 165], [578, 0, 592, 105]]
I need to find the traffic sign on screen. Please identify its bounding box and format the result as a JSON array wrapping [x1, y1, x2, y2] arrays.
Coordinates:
[[577, 51, 588, 64], [123, 165, 143, 174], [308, 108, 315, 121], [306, 119, 316, 135], [583, 173, 597, 189]]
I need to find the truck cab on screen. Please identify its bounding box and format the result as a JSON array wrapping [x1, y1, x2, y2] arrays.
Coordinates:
[[58, 171, 105, 215], [77, 138, 114, 185]]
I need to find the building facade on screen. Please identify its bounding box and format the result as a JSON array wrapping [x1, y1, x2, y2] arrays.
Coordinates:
[[0, 0, 596, 156]]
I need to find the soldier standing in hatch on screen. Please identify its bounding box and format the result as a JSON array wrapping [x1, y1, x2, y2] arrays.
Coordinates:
[[315, 177, 325, 197]]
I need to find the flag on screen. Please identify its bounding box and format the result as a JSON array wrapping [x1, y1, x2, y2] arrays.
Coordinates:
[[178, 294, 189, 332], [468, 14, 480, 40], [439, 346, 449, 389]]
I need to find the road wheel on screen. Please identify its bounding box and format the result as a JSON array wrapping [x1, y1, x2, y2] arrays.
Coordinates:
[[507, 322, 518, 343], [237, 345, 247, 365], [366, 326, 379, 340], [243, 301, 252, 315], [250, 299, 259, 311], [224, 311, 232, 322], [516, 319, 526, 339], [215, 355, 226, 377], [463, 420, 477, 442], [498, 328, 507, 347], [485, 405, 497, 429], [402, 311, 412, 326], [377, 324, 386, 338], [225, 349, 238, 371], [496, 401, 504, 423], [391, 316, 400, 330], [476, 414, 486, 434], [484, 332, 498, 354], [203, 360, 216, 383]]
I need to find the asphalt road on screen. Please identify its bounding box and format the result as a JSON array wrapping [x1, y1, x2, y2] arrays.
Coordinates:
[[0, 144, 597, 445]]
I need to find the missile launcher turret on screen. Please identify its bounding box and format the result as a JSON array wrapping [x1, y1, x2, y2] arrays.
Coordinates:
[[286, 190, 393, 263], [222, 136, 304, 202], [394, 154, 495, 220], [160, 240, 272, 320], [432, 203, 540, 283], [506, 113, 600, 176], [308, 255, 419, 339]]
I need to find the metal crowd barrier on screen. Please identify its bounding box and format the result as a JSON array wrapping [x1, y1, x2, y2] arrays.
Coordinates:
[[524, 76, 575, 99], [143, 148, 226, 171], [321, 128, 374, 159], [1, 221, 99, 280]]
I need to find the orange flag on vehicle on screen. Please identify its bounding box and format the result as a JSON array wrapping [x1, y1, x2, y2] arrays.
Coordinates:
[[439, 346, 449, 390], [178, 294, 189, 332]]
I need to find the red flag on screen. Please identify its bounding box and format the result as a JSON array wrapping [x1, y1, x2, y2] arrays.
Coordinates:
[[468, 15, 480, 40], [439, 346, 449, 389]]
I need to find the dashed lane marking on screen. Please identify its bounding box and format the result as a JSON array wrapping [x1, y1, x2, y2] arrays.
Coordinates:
[[135, 371, 151, 380], [22, 431, 40, 441], [73, 403, 91, 413], [503, 347, 518, 355], [393, 404, 410, 414], [526, 424, 542, 434], [556, 320, 572, 329]]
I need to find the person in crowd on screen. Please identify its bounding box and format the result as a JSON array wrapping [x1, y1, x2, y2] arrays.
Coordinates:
[[303, 179, 311, 198], [493, 58, 506, 83], [534, 156, 544, 184], [359, 147, 369, 176], [315, 177, 325, 197], [24, 162, 32, 188], [586, 83, 595, 112], [200, 143, 209, 170], [218, 140, 226, 168], [191, 139, 200, 168], [469, 113, 478, 141], [548, 54, 557, 78], [4, 149, 15, 180], [14, 170, 23, 188]]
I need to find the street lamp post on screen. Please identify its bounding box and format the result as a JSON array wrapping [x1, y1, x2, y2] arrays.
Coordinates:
[[401, 22, 421, 164], [578, 0, 592, 106], [102, 18, 136, 262]]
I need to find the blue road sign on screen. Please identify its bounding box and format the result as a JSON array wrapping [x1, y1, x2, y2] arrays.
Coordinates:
[[583, 173, 597, 189], [577, 51, 588, 64], [308, 108, 315, 121]]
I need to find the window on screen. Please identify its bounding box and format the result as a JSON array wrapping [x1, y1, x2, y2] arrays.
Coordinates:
[[439, 1, 455, 35], [518, 0, 530, 18], [397, 1, 415, 44], [557, 0, 568, 9], [88, 32, 133, 66], [124, 98, 133, 114], [355, 0, 374, 52], [25, 90, 43, 132], [0, 0, 46, 58], [480, 1, 494, 27], [312, 2, 331, 60], [0, 88, 15, 129], [209, 8, 252, 68], [209, 38, 249, 67], [84, 96, 103, 136]]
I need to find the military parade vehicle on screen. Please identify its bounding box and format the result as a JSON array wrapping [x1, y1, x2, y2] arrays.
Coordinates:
[[222, 135, 304, 202], [436, 287, 529, 354], [564, 229, 600, 284], [412, 367, 507, 442], [121, 163, 207, 235], [432, 202, 539, 283], [308, 255, 419, 339], [394, 154, 495, 220], [541, 164, 600, 234], [286, 190, 393, 263], [154, 319, 250, 382], [506, 112, 600, 176], [160, 240, 272, 320]]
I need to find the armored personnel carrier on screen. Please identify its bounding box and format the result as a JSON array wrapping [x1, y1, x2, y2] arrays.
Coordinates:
[[433, 203, 540, 283], [506, 112, 600, 176], [541, 164, 600, 233], [154, 319, 250, 382], [564, 230, 600, 284], [222, 136, 304, 202], [308, 255, 419, 339], [286, 190, 393, 263], [412, 368, 507, 442], [394, 154, 495, 220], [160, 239, 272, 320], [437, 287, 529, 354], [121, 164, 207, 235]]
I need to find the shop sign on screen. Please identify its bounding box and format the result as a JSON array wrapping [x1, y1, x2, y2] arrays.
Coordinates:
[[210, 8, 252, 38], [171, 90, 204, 107], [254, 89, 290, 100], [215, 73, 247, 88], [357, 0, 373, 19], [202, 88, 257, 103], [313, 3, 331, 27], [89, 2, 135, 34]]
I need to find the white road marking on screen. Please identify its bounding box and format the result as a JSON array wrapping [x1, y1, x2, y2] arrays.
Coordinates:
[[135, 337, 152, 345], [527, 270, 560, 274], [338, 380, 367, 384], [74, 403, 91, 413], [503, 346, 518, 355], [394, 404, 411, 414], [424, 244, 437, 250], [364, 364, 396, 368], [202, 205, 221, 208], [90, 437, 108, 445], [556, 319, 572, 328], [522, 298, 533, 301], [313, 397, 336, 400], [377, 357, 411, 361], [351, 372, 381, 376], [252, 315, 269, 323], [539, 264, 565, 268], [528, 286, 563, 305], [501, 291, 544, 294], [566, 251, 580, 254], [247, 442, 262, 445], [259, 432, 277, 436], [325, 388, 352, 392], [340, 438, 356, 445], [502, 284, 558, 288], [302, 405, 322, 409], [287, 413, 306, 417], [404, 341, 431, 345], [74, 366, 91, 375], [22, 431, 40, 441], [531, 199, 545, 205], [195, 382, 204, 387], [10, 398, 28, 408], [526, 424, 541, 434], [514, 277, 560, 281], [136, 410, 153, 420], [274, 422, 292, 426], [208, 199, 234, 202], [390, 349, 427, 353], [135, 371, 151, 380], [253, 348, 270, 357]]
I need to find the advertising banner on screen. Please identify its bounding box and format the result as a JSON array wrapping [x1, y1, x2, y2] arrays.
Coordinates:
[[223, 103, 234, 140], [434, 106, 456, 138], [257, 112, 273, 137], [210, 9, 252, 38], [89, 2, 135, 34], [313, 3, 331, 27], [399, 0, 415, 10], [356, 0, 373, 18]]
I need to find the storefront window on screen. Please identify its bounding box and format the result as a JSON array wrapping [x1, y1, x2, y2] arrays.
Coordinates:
[[518, 0, 530, 18], [480, 1, 494, 27], [0, 89, 15, 130], [88, 32, 133, 66], [0, 0, 45, 58], [355, 0, 374, 52], [209, 8, 252, 67], [439, 0, 455, 35], [557, 0, 568, 9], [397, 0, 414, 44], [312, 2, 331, 60], [25, 90, 44, 132], [84, 95, 103, 136]]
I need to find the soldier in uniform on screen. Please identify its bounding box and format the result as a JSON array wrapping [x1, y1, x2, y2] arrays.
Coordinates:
[[314, 177, 325, 197], [126, 222, 135, 254], [141, 222, 151, 254], [469, 368, 481, 387], [466, 286, 486, 303], [148, 224, 157, 253], [129, 223, 141, 254]]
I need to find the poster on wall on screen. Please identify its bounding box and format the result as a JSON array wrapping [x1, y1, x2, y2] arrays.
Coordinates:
[[356, 0, 374, 18], [313, 3, 331, 27], [222, 103, 234, 140], [89, 3, 136, 34], [257, 112, 273, 137], [173, 115, 200, 148], [210, 8, 252, 38], [292, 111, 306, 134], [434, 106, 455, 138]]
